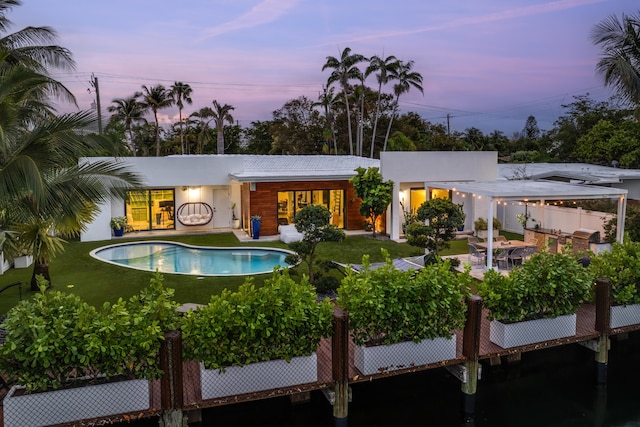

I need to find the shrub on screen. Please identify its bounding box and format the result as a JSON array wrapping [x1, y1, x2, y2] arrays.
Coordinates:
[[337, 250, 472, 346], [589, 238, 640, 305], [0, 273, 179, 392], [474, 217, 502, 231], [479, 248, 593, 323], [181, 269, 333, 370]]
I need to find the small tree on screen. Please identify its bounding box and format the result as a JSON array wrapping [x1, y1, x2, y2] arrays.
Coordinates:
[[350, 167, 394, 237], [406, 198, 464, 258], [286, 205, 345, 283]]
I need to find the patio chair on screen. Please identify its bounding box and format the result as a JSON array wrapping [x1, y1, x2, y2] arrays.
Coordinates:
[[494, 248, 510, 269], [493, 235, 507, 242], [508, 247, 528, 268], [468, 243, 487, 266], [523, 245, 537, 261]]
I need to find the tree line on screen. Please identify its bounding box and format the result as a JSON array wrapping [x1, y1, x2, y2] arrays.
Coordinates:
[[105, 8, 640, 166]]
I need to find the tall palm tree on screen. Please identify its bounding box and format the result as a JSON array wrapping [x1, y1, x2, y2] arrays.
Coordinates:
[[211, 100, 234, 154], [189, 106, 215, 154], [591, 12, 640, 115], [366, 54, 399, 157], [315, 86, 340, 154], [383, 60, 424, 151], [170, 81, 193, 155], [322, 47, 365, 156], [107, 95, 146, 156], [139, 84, 173, 156]]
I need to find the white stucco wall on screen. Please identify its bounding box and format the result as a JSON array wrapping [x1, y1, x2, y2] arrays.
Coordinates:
[[381, 152, 498, 241], [80, 156, 241, 242]]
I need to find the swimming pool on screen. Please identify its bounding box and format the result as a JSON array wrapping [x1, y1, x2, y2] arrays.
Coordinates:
[[90, 241, 296, 276]]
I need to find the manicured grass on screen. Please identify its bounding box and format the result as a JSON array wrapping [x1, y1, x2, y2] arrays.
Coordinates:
[[0, 232, 425, 313]]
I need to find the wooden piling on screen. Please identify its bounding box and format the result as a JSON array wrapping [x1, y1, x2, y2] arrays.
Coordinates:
[[594, 279, 611, 384], [332, 307, 349, 426], [159, 330, 186, 426], [461, 295, 483, 416]]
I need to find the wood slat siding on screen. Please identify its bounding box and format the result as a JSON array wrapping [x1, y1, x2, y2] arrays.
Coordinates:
[[242, 180, 370, 236]]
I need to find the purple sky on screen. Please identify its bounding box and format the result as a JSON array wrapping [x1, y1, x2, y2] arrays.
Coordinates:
[[12, 0, 637, 135]]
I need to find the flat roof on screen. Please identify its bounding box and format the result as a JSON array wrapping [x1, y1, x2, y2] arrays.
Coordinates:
[[426, 180, 627, 201], [227, 155, 380, 182]]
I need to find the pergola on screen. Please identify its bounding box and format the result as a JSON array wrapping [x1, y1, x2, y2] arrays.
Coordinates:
[[424, 180, 628, 269]]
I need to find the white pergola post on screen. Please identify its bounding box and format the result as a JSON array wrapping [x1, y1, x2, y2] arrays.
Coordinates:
[[390, 182, 401, 241], [486, 197, 494, 270], [617, 195, 627, 243]]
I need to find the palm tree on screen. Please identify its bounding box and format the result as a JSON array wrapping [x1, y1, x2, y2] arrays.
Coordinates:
[[0, 0, 75, 74], [139, 84, 173, 156], [366, 54, 399, 157], [322, 47, 365, 156], [315, 86, 340, 154], [170, 81, 193, 155], [591, 12, 640, 115], [383, 60, 424, 151], [190, 106, 215, 154], [107, 95, 146, 156], [0, 96, 141, 289], [211, 100, 234, 154]]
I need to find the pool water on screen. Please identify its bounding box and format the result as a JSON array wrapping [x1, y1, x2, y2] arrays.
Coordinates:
[[90, 241, 294, 276]]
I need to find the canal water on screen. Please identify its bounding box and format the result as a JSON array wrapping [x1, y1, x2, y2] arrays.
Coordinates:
[[123, 331, 640, 426]]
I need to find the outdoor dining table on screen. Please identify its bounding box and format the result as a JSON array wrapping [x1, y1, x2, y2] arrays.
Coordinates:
[[474, 240, 536, 269], [475, 240, 532, 252]]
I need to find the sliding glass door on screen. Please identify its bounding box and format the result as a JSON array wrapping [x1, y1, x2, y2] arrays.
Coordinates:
[[277, 189, 344, 228], [125, 189, 175, 231]]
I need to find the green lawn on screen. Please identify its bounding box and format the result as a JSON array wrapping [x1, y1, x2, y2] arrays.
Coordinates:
[[0, 232, 426, 313], [0, 231, 523, 314]]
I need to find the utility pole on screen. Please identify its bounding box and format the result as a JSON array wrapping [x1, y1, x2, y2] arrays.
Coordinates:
[[446, 113, 451, 136], [90, 73, 103, 134]]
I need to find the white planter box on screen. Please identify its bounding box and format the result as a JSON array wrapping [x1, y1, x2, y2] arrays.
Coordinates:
[[4, 379, 150, 427], [354, 336, 457, 376], [490, 314, 577, 348], [200, 353, 317, 399], [476, 230, 500, 239], [611, 304, 640, 329], [13, 255, 33, 269]]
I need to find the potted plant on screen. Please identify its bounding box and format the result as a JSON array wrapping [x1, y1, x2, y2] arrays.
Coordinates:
[[181, 269, 333, 399], [479, 247, 593, 348], [231, 202, 240, 229], [474, 217, 502, 239], [589, 238, 640, 328], [250, 215, 261, 239], [0, 273, 179, 427], [338, 250, 472, 375], [109, 216, 128, 237]]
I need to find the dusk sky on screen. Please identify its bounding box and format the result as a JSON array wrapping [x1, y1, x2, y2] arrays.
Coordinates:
[[12, 0, 638, 135]]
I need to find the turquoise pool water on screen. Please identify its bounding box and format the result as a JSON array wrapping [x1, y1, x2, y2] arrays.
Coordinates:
[[90, 241, 294, 276]]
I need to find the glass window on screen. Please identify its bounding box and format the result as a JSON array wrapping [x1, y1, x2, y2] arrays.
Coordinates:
[[410, 189, 426, 213], [430, 188, 451, 200], [277, 189, 344, 229], [125, 189, 175, 231]]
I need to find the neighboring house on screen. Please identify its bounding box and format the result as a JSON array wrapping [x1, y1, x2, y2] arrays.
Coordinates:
[[498, 163, 640, 200], [80, 155, 379, 242]]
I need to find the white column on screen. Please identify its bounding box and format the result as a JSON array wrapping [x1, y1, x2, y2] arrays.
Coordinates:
[[617, 195, 627, 243], [487, 197, 494, 270], [390, 182, 401, 241]]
